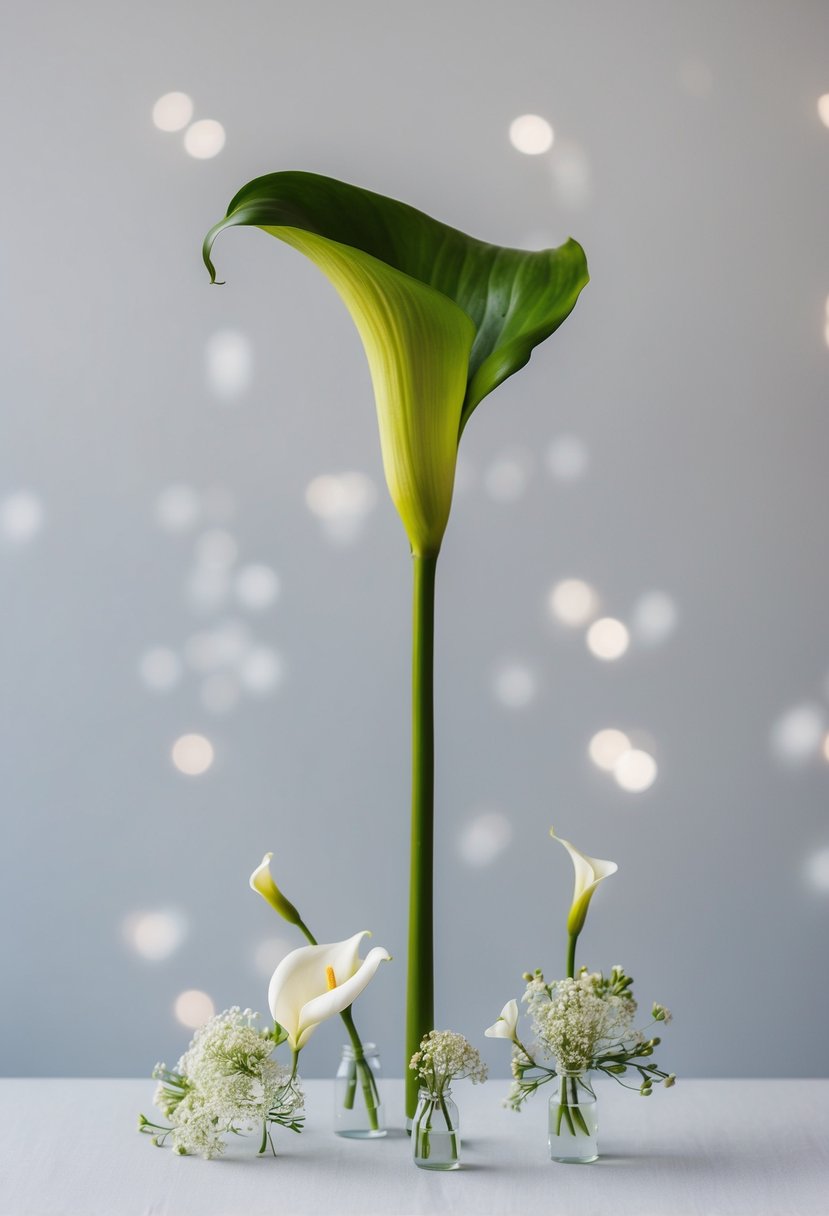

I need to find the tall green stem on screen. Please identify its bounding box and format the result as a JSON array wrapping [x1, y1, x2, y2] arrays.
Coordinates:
[[405, 552, 437, 1119], [566, 933, 577, 980]]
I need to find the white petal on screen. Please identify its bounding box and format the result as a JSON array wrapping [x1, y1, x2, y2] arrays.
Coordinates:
[[552, 830, 617, 900], [249, 851, 274, 893], [485, 999, 518, 1039], [295, 945, 391, 1048]]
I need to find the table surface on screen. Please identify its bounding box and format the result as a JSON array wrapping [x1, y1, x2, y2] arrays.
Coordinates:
[[0, 1078, 827, 1216]]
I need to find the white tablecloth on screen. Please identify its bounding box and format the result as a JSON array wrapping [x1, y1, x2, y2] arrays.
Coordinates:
[[0, 1078, 826, 1215]]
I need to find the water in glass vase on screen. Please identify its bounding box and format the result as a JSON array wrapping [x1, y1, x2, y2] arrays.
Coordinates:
[[334, 1043, 386, 1138], [548, 1071, 598, 1163], [412, 1089, 460, 1170]]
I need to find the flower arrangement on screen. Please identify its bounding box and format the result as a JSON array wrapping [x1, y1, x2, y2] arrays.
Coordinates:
[[203, 172, 588, 1118], [139, 862, 391, 1157], [138, 1008, 304, 1159], [409, 1031, 487, 1169], [485, 830, 675, 1161]]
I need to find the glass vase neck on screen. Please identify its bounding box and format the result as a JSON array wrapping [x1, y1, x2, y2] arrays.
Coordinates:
[[341, 1042, 378, 1061]]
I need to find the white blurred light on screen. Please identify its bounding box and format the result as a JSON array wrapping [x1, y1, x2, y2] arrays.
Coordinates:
[[770, 703, 826, 764], [806, 848, 829, 892], [678, 59, 713, 98], [253, 937, 293, 979], [305, 472, 378, 543], [823, 733, 829, 764], [818, 95, 829, 129], [174, 989, 215, 1028], [492, 662, 537, 709], [550, 141, 591, 208], [239, 647, 284, 694], [1, 492, 44, 545], [171, 733, 214, 775], [586, 618, 630, 660], [156, 485, 200, 533], [186, 565, 230, 613], [195, 528, 238, 569], [124, 910, 188, 961], [184, 119, 225, 159], [138, 647, 182, 693], [548, 578, 598, 627], [546, 435, 589, 482], [484, 453, 531, 502], [613, 749, 657, 792], [458, 811, 513, 867], [205, 331, 253, 398], [824, 318, 829, 350], [201, 672, 241, 714], [235, 563, 280, 611], [631, 591, 678, 646], [152, 92, 194, 132], [589, 729, 632, 772], [509, 114, 554, 155]]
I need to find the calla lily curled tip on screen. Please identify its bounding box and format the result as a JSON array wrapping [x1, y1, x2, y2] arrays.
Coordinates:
[[268, 931, 391, 1052], [550, 829, 618, 938], [249, 852, 302, 926], [484, 999, 519, 1040]]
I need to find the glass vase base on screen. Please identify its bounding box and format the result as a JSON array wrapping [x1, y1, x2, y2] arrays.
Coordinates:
[[549, 1149, 599, 1164], [414, 1158, 460, 1171], [335, 1127, 388, 1140]]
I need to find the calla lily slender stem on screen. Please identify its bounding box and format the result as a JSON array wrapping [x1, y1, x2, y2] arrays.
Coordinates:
[[406, 552, 437, 1118]]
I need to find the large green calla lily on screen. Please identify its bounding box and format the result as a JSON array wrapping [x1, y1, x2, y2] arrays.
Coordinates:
[[203, 171, 588, 556], [204, 172, 588, 1117]]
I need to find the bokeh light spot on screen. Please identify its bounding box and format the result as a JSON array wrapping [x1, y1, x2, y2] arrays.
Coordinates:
[[184, 119, 225, 159], [484, 452, 531, 502], [492, 662, 537, 709], [589, 729, 632, 772], [631, 591, 678, 646], [305, 472, 378, 544], [806, 847, 829, 892], [586, 617, 630, 660], [548, 578, 598, 627], [205, 330, 253, 398], [818, 95, 829, 129], [174, 989, 215, 1028], [139, 647, 182, 693], [509, 114, 554, 155], [239, 646, 284, 694], [770, 703, 825, 764], [613, 749, 657, 792], [152, 92, 194, 132], [156, 485, 200, 533], [458, 811, 513, 867], [235, 563, 280, 611], [546, 435, 589, 482], [1, 491, 44, 545], [171, 733, 214, 775], [124, 910, 188, 961]]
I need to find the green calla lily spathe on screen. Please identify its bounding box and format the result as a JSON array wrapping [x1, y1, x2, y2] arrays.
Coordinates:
[[204, 171, 589, 1116], [203, 171, 588, 556]]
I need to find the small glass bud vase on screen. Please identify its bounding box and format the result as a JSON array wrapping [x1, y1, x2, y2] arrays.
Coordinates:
[[548, 1070, 598, 1163], [412, 1087, 460, 1170], [334, 1043, 386, 1138]]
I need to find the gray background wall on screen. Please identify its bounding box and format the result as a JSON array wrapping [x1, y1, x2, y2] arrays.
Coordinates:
[[2, 0, 828, 1082]]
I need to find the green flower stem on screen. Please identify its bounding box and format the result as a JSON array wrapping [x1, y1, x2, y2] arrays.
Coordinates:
[[566, 933, 577, 981], [405, 552, 438, 1120], [294, 918, 380, 1130]]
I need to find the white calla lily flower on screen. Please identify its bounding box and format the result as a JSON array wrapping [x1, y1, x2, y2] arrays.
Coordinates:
[[485, 999, 519, 1040], [551, 829, 618, 938], [249, 851, 302, 925], [268, 931, 391, 1052]]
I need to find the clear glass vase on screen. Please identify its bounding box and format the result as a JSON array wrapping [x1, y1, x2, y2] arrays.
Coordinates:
[[412, 1087, 460, 1170], [548, 1070, 598, 1163], [334, 1043, 386, 1138]]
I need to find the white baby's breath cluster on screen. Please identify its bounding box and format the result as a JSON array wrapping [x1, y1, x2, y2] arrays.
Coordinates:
[[140, 1008, 303, 1159], [410, 1030, 488, 1096], [529, 970, 637, 1073]]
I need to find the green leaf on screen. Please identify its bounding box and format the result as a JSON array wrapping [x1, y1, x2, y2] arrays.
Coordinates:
[[203, 171, 588, 553]]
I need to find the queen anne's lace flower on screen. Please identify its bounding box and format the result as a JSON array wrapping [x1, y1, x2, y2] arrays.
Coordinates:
[[529, 972, 636, 1072], [144, 1008, 303, 1159]]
